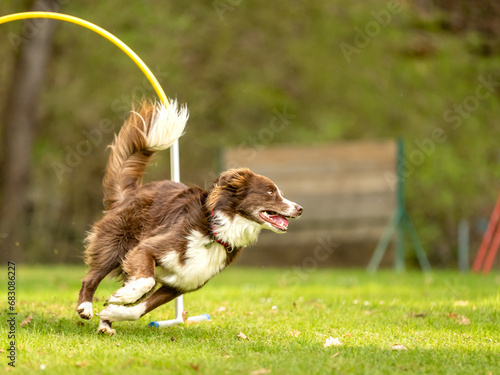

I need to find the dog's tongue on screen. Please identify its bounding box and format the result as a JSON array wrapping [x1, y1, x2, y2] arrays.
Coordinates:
[[269, 214, 288, 229]]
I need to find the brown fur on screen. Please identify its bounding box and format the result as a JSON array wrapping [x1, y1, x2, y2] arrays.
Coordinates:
[[76, 101, 302, 332], [102, 101, 156, 211]]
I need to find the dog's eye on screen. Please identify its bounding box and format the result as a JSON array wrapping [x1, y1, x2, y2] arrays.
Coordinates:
[[267, 190, 274, 195]]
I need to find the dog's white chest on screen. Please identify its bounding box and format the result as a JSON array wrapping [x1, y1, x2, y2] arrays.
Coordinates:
[[156, 230, 228, 292]]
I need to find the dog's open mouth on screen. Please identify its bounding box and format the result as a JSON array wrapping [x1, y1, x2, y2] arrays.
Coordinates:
[[259, 211, 290, 232]]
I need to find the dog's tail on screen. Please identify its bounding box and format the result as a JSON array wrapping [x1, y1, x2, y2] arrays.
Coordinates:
[[102, 99, 188, 210]]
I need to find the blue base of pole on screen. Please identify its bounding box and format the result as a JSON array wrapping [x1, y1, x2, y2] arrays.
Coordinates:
[[149, 313, 211, 328]]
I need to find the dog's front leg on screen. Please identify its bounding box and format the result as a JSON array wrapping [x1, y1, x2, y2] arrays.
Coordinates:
[[106, 245, 156, 305], [98, 285, 180, 334]]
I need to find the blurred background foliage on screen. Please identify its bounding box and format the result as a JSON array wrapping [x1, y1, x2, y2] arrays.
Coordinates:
[[0, 0, 499, 266]]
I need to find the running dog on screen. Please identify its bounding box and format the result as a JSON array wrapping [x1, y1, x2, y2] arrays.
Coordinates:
[[76, 100, 303, 334]]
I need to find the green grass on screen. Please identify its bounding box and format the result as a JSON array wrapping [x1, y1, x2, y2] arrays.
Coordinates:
[[1, 266, 499, 374]]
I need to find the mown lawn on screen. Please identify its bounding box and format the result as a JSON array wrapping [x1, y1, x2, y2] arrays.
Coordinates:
[[1, 265, 499, 374]]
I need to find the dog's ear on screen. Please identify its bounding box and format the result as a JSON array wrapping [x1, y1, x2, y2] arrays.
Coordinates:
[[215, 168, 253, 190], [207, 168, 254, 212]]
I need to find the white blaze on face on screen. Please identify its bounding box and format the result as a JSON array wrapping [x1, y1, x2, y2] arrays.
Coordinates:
[[274, 183, 297, 216]]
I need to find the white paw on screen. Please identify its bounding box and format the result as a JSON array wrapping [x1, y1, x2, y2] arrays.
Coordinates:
[[77, 302, 93, 320], [97, 320, 116, 335], [100, 303, 146, 322], [107, 277, 155, 305]]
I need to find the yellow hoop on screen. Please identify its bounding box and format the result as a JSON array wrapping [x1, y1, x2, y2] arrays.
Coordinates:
[[0, 11, 169, 106]]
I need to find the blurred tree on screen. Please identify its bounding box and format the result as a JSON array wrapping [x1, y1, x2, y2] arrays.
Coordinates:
[[0, 0, 60, 263], [0, 0, 498, 266]]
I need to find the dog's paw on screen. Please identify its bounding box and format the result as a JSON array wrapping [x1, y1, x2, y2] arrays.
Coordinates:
[[107, 277, 155, 305], [100, 303, 145, 322], [106, 293, 129, 305], [97, 320, 116, 336], [77, 302, 93, 320]]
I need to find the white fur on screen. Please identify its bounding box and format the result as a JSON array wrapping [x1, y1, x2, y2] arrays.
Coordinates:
[[274, 183, 297, 216], [97, 319, 115, 335], [212, 212, 262, 248], [146, 99, 188, 151], [107, 277, 156, 305], [77, 302, 93, 319], [156, 230, 228, 291], [99, 302, 147, 322]]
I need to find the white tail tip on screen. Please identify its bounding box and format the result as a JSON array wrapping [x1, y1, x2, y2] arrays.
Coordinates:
[[146, 99, 189, 151]]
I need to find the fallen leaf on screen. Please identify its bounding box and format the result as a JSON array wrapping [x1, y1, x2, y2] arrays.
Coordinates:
[[447, 313, 470, 325], [217, 306, 227, 312], [391, 344, 408, 351], [344, 333, 353, 337], [412, 312, 426, 318], [0, 348, 5, 353], [323, 337, 343, 347], [237, 331, 248, 340], [459, 315, 471, 325], [290, 330, 301, 337], [182, 310, 189, 324], [189, 363, 200, 372], [251, 369, 271, 375], [362, 310, 372, 315], [454, 300, 469, 307], [75, 361, 88, 368], [330, 352, 339, 358], [20, 313, 33, 328]]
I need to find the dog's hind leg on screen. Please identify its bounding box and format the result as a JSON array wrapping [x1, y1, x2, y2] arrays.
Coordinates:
[[77, 229, 127, 320], [106, 246, 156, 305], [98, 284, 180, 333], [77, 266, 117, 320]]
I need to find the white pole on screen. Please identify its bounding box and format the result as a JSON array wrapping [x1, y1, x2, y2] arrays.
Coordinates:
[[171, 140, 184, 324], [148, 139, 210, 328], [170, 140, 180, 183]]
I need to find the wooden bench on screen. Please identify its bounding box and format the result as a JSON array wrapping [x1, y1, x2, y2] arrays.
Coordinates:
[[222, 140, 396, 267]]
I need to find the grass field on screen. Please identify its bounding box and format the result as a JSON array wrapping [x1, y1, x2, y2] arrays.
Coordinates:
[[1, 266, 499, 374]]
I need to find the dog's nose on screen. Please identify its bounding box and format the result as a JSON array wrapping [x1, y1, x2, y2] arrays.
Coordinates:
[[294, 204, 303, 215]]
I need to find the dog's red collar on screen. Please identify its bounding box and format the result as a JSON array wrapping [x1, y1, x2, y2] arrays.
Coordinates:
[[210, 210, 235, 253]]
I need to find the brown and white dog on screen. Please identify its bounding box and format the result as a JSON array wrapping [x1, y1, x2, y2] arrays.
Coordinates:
[[76, 100, 303, 335]]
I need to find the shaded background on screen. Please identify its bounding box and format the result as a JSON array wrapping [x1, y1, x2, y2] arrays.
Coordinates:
[[0, 0, 499, 267]]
